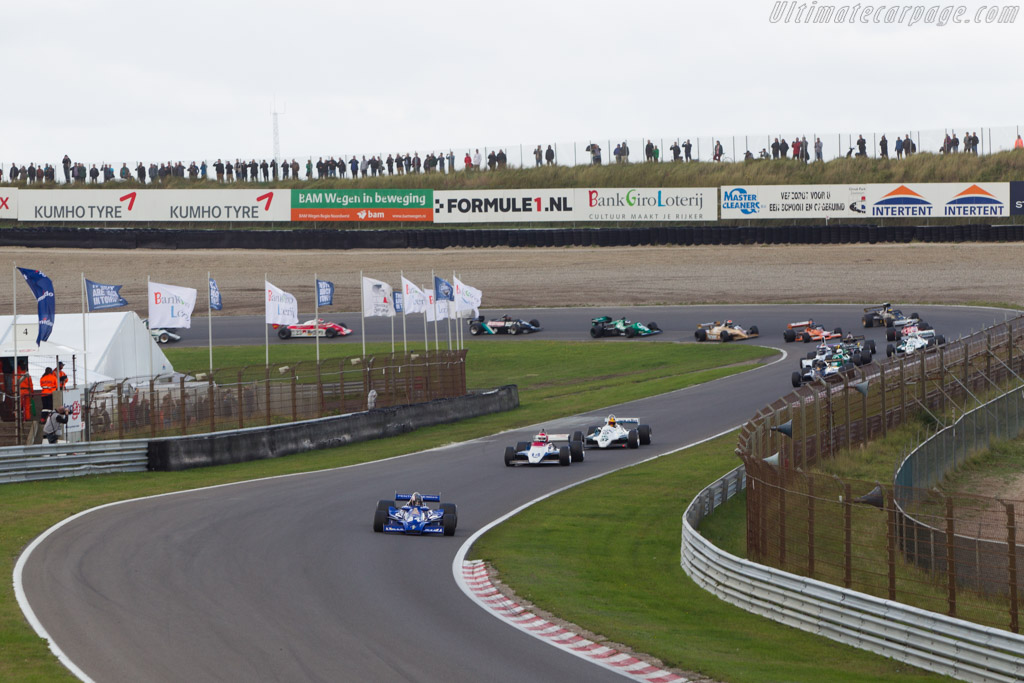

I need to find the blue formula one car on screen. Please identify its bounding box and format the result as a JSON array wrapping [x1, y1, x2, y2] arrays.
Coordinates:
[[373, 492, 458, 536]]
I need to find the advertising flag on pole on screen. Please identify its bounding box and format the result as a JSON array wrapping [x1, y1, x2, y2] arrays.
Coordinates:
[[317, 279, 335, 307], [401, 277, 428, 315], [454, 276, 482, 319], [361, 276, 395, 318], [209, 278, 223, 311], [148, 281, 197, 329], [17, 268, 55, 344], [434, 275, 454, 303], [265, 280, 298, 325], [85, 279, 128, 311]]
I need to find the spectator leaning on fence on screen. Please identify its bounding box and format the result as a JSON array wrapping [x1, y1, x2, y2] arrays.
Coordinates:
[[42, 406, 68, 445]]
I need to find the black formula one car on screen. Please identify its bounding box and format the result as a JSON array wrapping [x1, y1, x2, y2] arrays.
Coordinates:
[[468, 315, 541, 335]]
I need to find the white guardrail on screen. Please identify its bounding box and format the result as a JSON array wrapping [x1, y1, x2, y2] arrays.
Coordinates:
[[680, 465, 1024, 683], [0, 440, 149, 484]]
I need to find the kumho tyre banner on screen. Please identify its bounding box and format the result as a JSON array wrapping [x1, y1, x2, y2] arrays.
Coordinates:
[[18, 189, 288, 221]]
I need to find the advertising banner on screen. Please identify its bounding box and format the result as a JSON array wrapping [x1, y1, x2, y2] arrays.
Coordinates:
[[0, 187, 17, 220], [18, 190, 289, 222], [722, 183, 1010, 220], [63, 388, 85, 434], [576, 187, 716, 222], [148, 281, 197, 329], [433, 189, 577, 223], [291, 189, 432, 221], [1011, 182, 1024, 215]]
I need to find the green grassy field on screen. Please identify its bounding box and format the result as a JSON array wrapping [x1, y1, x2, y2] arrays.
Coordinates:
[[0, 340, 772, 681], [472, 433, 955, 682]]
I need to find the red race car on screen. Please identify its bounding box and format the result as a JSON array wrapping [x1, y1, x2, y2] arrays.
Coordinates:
[[274, 319, 352, 339], [783, 319, 842, 343]]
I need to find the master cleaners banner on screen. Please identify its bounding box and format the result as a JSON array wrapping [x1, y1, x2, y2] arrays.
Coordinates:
[[721, 183, 1010, 220], [148, 281, 197, 329]]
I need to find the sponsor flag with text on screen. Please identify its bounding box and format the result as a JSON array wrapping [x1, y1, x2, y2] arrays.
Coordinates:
[[209, 278, 223, 311], [17, 268, 55, 344], [317, 279, 334, 307], [401, 277, 428, 315], [454, 277, 482, 319], [265, 280, 298, 325], [86, 279, 128, 311], [362, 276, 395, 317]]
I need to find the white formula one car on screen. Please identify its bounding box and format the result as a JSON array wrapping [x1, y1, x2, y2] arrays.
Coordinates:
[[886, 329, 946, 357], [143, 319, 181, 344], [504, 429, 586, 466], [583, 415, 652, 449]]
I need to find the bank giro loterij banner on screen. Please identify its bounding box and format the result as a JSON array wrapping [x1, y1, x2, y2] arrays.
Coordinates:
[[721, 183, 1011, 220]]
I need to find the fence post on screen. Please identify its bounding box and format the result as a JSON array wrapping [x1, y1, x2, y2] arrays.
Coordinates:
[[807, 474, 815, 577], [208, 372, 216, 433], [1007, 502, 1019, 634], [179, 375, 187, 436], [778, 467, 787, 568], [116, 381, 124, 440], [149, 377, 157, 438], [844, 482, 853, 588], [265, 365, 272, 426], [938, 345, 946, 414], [317, 360, 325, 418], [899, 357, 907, 424], [880, 365, 888, 438], [946, 496, 957, 618], [886, 487, 897, 600], [290, 365, 298, 422], [844, 374, 852, 450], [339, 360, 346, 415], [236, 368, 245, 430], [813, 386, 822, 465]]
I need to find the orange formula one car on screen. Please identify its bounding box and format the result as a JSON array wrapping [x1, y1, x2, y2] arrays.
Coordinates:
[[782, 320, 843, 343]]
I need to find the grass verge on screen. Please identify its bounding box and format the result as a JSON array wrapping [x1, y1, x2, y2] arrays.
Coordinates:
[[0, 340, 772, 681], [471, 433, 954, 682]]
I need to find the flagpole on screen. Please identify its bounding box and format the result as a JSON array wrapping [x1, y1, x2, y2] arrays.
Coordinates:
[[81, 273, 88, 391], [431, 270, 439, 352], [314, 272, 320, 365], [360, 270, 366, 358], [390, 307, 395, 354], [400, 270, 408, 355], [265, 273, 269, 367], [457, 272, 463, 351], [447, 270, 454, 351], [147, 276, 153, 381], [207, 271, 213, 376], [12, 265, 19, 442]]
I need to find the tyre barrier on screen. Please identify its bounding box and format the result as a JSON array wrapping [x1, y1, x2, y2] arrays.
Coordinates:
[[0, 224, 1022, 250]]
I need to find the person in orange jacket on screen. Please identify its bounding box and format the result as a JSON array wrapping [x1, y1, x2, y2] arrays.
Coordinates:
[[58, 361, 68, 390], [40, 366, 58, 412]]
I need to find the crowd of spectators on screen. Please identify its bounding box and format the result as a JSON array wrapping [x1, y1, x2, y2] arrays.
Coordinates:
[[0, 131, 1013, 184]]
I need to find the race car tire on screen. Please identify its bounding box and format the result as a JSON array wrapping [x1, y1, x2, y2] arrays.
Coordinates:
[[278, 328, 291, 339], [625, 327, 637, 338], [477, 315, 485, 323], [863, 315, 873, 328], [373, 499, 391, 532], [504, 446, 516, 467], [833, 327, 842, 335], [886, 328, 898, 342], [791, 371, 802, 388], [867, 340, 877, 353], [695, 328, 707, 341], [569, 440, 584, 462], [627, 429, 640, 449], [508, 325, 518, 335], [529, 319, 541, 328], [801, 332, 811, 343], [887, 343, 895, 358], [749, 325, 759, 336], [911, 312, 919, 320], [638, 424, 652, 445], [470, 322, 483, 335], [886, 319, 894, 328], [919, 322, 932, 330], [648, 322, 660, 331], [861, 349, 873, 364], [720, 330, 731, 342], [515, 441, 529, 452], [936, 335, 946, 346], [558, 446, 571, 466], [784, 329, 796, 343], [441, 503, 458, 536], [590, 326, 604, 339], [325, 328, 338, 338], [158, 332, 170, 344], [852, 351, 862, 366], [571, 430, 584, 443]]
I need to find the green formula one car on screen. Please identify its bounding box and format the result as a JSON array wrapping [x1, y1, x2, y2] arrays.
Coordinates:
[[589, 316, 662, 338]]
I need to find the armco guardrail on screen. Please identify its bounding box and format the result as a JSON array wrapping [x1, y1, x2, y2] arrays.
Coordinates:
[[0, 439, 149, 483], [681, 467, 1024, 683]]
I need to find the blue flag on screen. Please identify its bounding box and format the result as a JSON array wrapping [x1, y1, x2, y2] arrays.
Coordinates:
[[393, 291, 403, 313], [317, 279, 334, 307], [209, 278, 223, 311], [18, 268, 55, 345], [434, 276, 454, 301], [86, 279, 128, 311]]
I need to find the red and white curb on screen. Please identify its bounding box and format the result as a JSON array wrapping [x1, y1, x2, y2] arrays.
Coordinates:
[[462, 560, 687, 682]]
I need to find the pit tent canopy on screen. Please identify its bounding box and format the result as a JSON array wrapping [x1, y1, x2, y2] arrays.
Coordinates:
[[0, 311, 174, 385]]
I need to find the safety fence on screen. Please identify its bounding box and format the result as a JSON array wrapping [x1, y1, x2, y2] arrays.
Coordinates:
[[85, 350, 467, 442], [0, 439, 149, 484], [737, 315, 1024, 634]]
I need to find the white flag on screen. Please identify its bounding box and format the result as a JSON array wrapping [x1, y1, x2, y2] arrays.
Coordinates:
[[454, 277, 482, 319], [265, 280, 298, 325], [148, 281, 197, 329], [401, 277, 429, 315], [424, 286, 448, 322], [362, 276, 396, 318]]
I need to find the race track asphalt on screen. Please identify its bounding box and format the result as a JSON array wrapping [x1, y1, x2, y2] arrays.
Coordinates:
[[18, 304, 1017, 683]]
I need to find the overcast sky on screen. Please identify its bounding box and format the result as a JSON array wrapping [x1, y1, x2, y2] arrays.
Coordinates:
[[3, 0, 1021, 165]]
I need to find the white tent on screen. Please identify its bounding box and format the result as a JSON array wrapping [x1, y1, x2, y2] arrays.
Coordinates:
[[0, 312, 174, 386]]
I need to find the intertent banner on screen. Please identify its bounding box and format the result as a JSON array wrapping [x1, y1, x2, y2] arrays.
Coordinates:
[[265, 281, 298, 325], [86, 279, 128, 311], [148, 281, 197, 329], [454, 277, 482, 318], [17, 267, 55, 344], [317, 279, 335, 307], [209, 278, 223, 311], [361, 276, 395, 317], [400, 277, 429, 315]]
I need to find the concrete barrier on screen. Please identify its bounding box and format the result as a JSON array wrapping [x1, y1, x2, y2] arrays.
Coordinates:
[[147, 385, 519, 471]]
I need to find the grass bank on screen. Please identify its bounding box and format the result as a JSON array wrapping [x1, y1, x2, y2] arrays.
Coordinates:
[[0, 340, 772, 681]]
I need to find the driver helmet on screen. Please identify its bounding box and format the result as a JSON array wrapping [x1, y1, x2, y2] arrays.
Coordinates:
[[726, 320, 733, 326], [409, 492, 423, 507], [535, 430, 548, 443], [607, 414, 616, 426]]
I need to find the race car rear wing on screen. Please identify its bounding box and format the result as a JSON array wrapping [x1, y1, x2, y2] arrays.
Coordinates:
[[863, 303, 891, 313], [786, 320, 814, 330], [395, 493, 441, 502], [609, 417, 640, 424], [695, 321, 720, 330]]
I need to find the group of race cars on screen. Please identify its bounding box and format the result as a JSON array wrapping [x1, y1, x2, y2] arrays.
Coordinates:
[[373, 414, 653, 536]]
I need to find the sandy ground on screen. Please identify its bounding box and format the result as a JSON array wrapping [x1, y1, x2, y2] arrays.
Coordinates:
[[1, 242, 1022, 316]]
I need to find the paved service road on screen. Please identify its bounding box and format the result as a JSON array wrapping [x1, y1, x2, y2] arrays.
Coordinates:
[[18, 305, 1015, 682]]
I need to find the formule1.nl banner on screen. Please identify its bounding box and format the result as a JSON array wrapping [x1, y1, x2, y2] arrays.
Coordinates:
[[432, 188, 716, 223], [18, 190, 289, 221], [290, 189, 432, 222], [721, 183, 1011, 220]]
